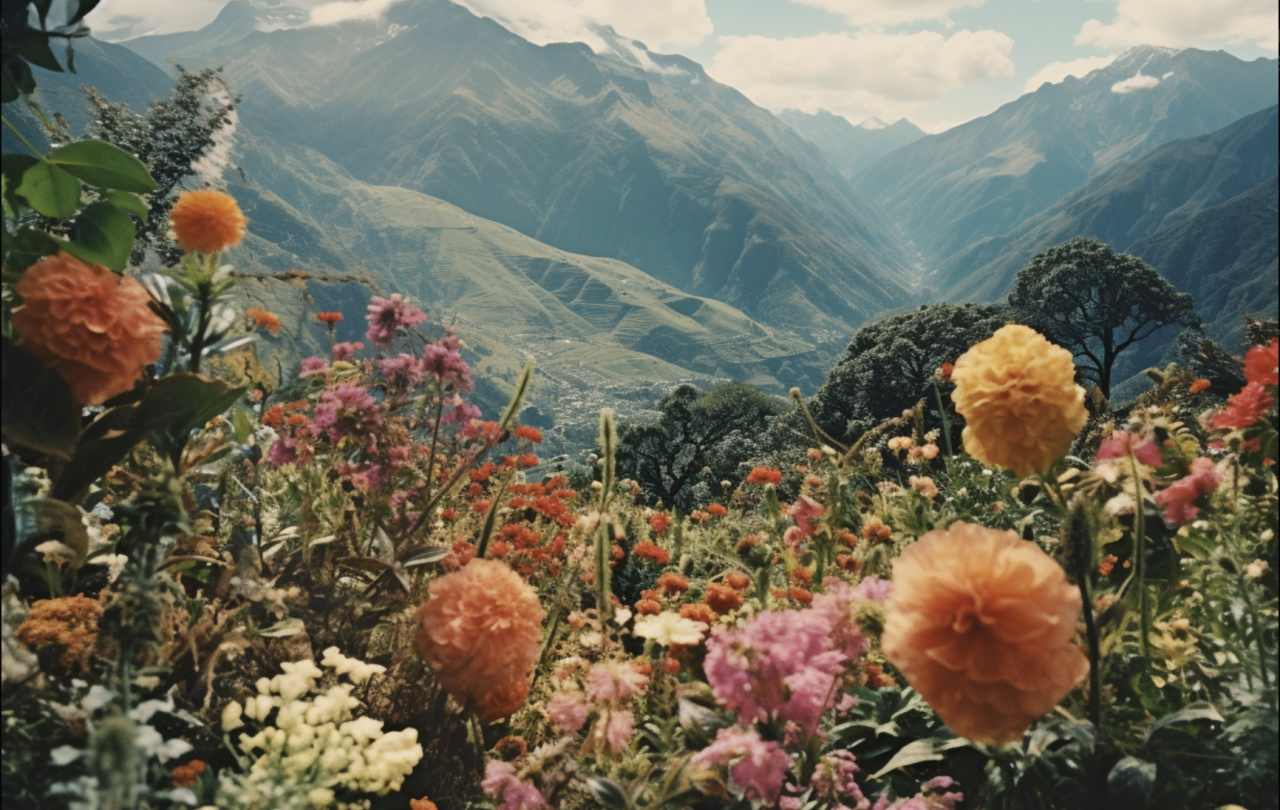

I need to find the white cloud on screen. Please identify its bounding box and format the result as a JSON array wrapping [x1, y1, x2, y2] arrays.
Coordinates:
[[85, 0, 227, 39], [307, 0, 400, 26], [1078, 0, 1278, 52], [707, 28, 1014, 125], [790, 0, 986, 27], [457, 0, 713, 50], [1111, 72, 1160, 93], [1022, 54, 1117, 93]]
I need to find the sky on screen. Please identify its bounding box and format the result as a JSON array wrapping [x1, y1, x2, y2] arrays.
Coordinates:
[[86, 0, 1279, 132]]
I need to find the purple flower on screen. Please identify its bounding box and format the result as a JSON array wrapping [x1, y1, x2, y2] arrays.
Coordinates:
[[377, 353, 426, 387], [313, 383, 383, 449], [441, 397, 481, 427], [332, 341, 364, 361], [423, 330, 472, 391], [365, 294, 427, 348], [482, 761, 546, 810], [692, 726, 792, 804], [298, 356, 330, 377], [266, 435, 299, 467]]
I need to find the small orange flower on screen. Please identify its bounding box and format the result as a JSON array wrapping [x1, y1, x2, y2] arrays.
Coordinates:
[[657, 572, 690, 594], [882, 521, 1088, 745], [170, 760, 207, 788], [635, 599, 662, 615], [1189, 378, 1211, 394], [680, 602, 716, 625], [13, 253, 167, 405], [705, 583, 744, 615], [632, 541, 670, 565], [245, 307, 281, 335], [706, 503, 727, 517], [789, 567, 813, 585], [724, 571, 752, 591], [648, 513, 673, 535], [410, 799, 439, 810], [514, 425, 543, 444], [316, 311, 344, 325], [746, 466, 782, 486], [789, 587, 813, 604], [168, 189, 247, 254]]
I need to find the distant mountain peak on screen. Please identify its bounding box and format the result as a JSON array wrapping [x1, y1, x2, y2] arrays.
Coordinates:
[[858, 116, 888, 130]]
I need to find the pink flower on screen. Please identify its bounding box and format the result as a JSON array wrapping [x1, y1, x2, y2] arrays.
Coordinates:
[[266, 435, 308, 467], [1244, 339, 1278, 386], [585, 662, 648, 704], [332, 341, 363, 361], [811, 750, 868, 808], [788, 495, 825, 538], [365, 294, 427, 347], [1154, 458, 1222, 525], [334, 462, 384, 492], [849, 576, 893, 604], [604, 709, 635, 754], [313, 383, 383, 449], [298, 356, 330, 377], [481, 761, 546, 810], [441, 397, 482, 427], [423, 330, 473, 391], [378, 353, 426, 387], [1097, 430, 1162, 467], [811, 579, 870, 661], [546, 690, 589, 732], [692, 726, 793, 804], [1210, 382, 1274, 430]]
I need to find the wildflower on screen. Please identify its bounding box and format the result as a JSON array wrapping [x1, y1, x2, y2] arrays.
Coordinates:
[[681, 603, 717, 626], [632, 541, 670, 564], [12, 253, 167, 405], [414, 559, 545, 714], [1244, 338, 1279, 386], [633, 611, 708, 646], [585, 662, 648, 703], [546, 690, 590, 731], [514, 425, 543, 443], [635, 598, 662, 615], [1097, 430, 1162, 467], [14, 596, 103, 672], [951, 324, 1087, 478], [518, 453, 539, 468], [168, 189, 247, 253], [789, 587, 813, 604], [1153, 458, 1222, 525], [648, 513, 673, 535], [707, 503, 728, 517], [482, 761, 547, 810], [365, 294, 427, 347], [887, 436, 914, 452], [705, 583, 744, 615], [725, 571, 752, 591], [788, 495, 825, 537], [377, 353, 426, 386], [1189, 378, 1211, 394], [313, 383, 383, 448], [584, 708, 635, 756], [850, 576, 893, 604], [657, 572, 690, 594], [332, 341, 363, 361], [1246, 559, 1270, 579], [692, 725, 792, 803], [1210, 382, 1274, 430], [747, 467, 783, 486], [862, 516, 892, 543], [245, 307, 281, 335], [170, 759, 207, 788], [316, 311, 343, 326], [422, 330, 472, 390], [298, 356, 330, 377], [410, 800, 439, 810], [881, 521, 1088, 745], [920, 443, 940, 460], [909, 475, 939, 499], [938, 362, 954, 381]]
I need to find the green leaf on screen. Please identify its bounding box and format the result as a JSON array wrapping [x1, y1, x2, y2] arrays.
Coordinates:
[[16, 159, 82, 218], [105, 189, 149, 222], [52, 430, 145, 504], [584, 775, 631, 810], [232, 408, 254, 445], [1145, 702, 1224, 742], [1107, 756, 1156, 803], [13, 34, 64, 73], [0, 338, 82, 461], [402, 547, 451, 568], [47, 140, 157, 193], [132, 374, 245, 437], [677, 697, 731, 746], [59, 201, 135, 271], [871, 739, 945, 779]]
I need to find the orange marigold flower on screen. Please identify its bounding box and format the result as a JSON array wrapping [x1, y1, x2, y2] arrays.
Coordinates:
[[746, 466, 782, 486], [951, 324, 1087, 478], [168, 189, 247, 254], [262, 404, 285, 428], [441, 509, 459, 521], [514, 425, 543, 444], [657, 572, 690, 594], [632, 541, 670, 565], [680, 603, 716, 625], [938, 362, 955, 381], [706, 503, 727, 517], [635, 599, 662, 615], [862, 516, 892, 543], [414, 559, 545, 714], [170, 760, 207, 788], [475, 677, 531, 724], [245, 307, 281, 335], [410, 800, 439, 810], [12, 253, 167, 405], [724, 571, 751, 591], [705, 583, 743, 615], [789, 567, 812, 585], [518, 453, 539, 468], [1189, 378, 1211, 394], [882, 521, 1088, 745], [789, 587, 813, 604], [1244, 338, 1278, 386], [14, 595, 103, 672], [648, 513, 673, 536], [472, 499, 491, 513], [836, 529, 859, 548], [316, 311, 344, 325]]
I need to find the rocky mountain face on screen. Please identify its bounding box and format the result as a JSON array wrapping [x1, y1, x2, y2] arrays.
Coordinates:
[[777, 110, 924, 178], [857, 46, 1278, 264]]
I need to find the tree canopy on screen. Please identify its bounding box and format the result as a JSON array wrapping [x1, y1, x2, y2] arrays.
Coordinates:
[[615, 381, 786, 511], [809, 302, 1010, 444], [1008, 237, 1201, 397]]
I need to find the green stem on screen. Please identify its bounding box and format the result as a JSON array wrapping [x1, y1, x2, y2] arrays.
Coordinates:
[[1236, 565, 1276, 708], [1075, 536, 1103, 732], [1, 114, 46, 158], [1130, 454, 1150, 658]]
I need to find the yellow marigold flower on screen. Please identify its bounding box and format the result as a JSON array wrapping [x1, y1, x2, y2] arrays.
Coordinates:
[[169, 189, 247, 254], [951, 324, 1086, 478]]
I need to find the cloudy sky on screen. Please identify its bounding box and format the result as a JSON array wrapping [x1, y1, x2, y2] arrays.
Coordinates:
[[86, 0, 1278, 132]]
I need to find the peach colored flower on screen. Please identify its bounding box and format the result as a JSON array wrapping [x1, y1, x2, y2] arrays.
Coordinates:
[[475, 677, 531, 724], [909, 475, 939, 500], [951, 324, 1087, 478], [13, 253, 167, 405], [746, 466, 783, 486], [881, 521, 1089, 745], [168, 189, 247, 254], [414, 559, 545, 714]]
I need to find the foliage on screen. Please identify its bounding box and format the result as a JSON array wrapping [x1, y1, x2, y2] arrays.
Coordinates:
[[615, 381, 786, 511], [809, 303, 1010, 443], [1008, 237, 1201, 397]]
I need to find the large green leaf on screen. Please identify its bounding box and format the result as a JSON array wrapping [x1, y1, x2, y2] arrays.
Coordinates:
[[47, 140, 157, 193], [1107, 756, 1156, 804], [0, 338, 81, 461], [52, 430, 144, 504], [15, 159, 81, 218], [105, 189, 149, 222], [2, 226, 60, 278], [132, 373, 246, 436], [59, 201, 136, 271]]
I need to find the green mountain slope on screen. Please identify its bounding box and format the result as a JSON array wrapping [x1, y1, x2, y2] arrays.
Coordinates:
[[857, 46, 1278, 263], [777, 110, 924, 178], [120, 0, 917, 333]]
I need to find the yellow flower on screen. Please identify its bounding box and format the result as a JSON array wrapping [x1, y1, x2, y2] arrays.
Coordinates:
[[951, 324, 1087, 478]]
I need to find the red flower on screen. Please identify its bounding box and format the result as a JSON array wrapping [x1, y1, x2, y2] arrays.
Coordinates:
[[706, 503, 727, 517], [724, 571, 751, 591], [317, 311, 344, 325], [939, 362, 954, 381], [705, 583, 743, 615], [1189, 378, 1211, 394], [746, 467, 782, 486], [514, 425, 543, 444], [648, 513, 673, 536], [1210, 382, 1274, 430], [1154, 458, 1221, 525], [633, 541, 670, 565], [1244, 339, 1279, 387], [518, 453, 539, 468]]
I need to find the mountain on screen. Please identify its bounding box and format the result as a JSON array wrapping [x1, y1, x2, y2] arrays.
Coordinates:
[[120, 0, 917, 334], [777, 110, 924, 178], [857, 46, 1279, 263]]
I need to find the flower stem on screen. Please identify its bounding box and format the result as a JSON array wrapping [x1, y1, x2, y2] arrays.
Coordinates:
[[1130, 454, 1150, 658]]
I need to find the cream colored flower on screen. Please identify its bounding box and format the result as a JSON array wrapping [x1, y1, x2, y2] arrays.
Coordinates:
[[633, 611, 707, 646]]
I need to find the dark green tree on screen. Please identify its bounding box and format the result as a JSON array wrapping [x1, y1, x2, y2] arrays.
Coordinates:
[[809, 302, 1010, 444], [616, 382, 786, 511], [1009, 237, 1201, 397]]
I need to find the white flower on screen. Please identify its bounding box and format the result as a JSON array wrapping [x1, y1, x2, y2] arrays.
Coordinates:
[[221, 701, 244, 732], [633, 611, 707, 646], [1246, 559, 1270, 579]]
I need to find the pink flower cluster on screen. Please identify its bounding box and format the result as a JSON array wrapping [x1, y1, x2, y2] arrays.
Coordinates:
[[312, 383, 384, 449], [870, 776, 963, 810], [546, 662, 647, 756], [692, 726, 792, 804], [423, 330, 473, 391], [1097, 429, 1162, 467], [784, 495, 825, 549], [333, 340, 363, 361], [482, 761, 546, 810], [808, 750, 869, 810], [1154, 458, 1222, 525], [298, 356, 330, 378], [377, 353, 426, 387], [365, 294, 427, 347]]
